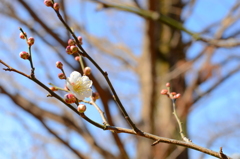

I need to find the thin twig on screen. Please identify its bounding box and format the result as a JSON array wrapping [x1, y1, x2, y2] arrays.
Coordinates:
[[48, 83, 69, 92], [53, 9, 140, 133], [0, 60, 105, 130], [84, 99, 109, 126], [1, 59, 230, 158], [90, 0, 240, 47], [172, 99, 191, 142], [19, 27, 35, 76]]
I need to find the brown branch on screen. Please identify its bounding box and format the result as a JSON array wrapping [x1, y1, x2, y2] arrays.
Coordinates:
[[199, 123, 240, 159], [90, 0, 240, 48], [0, 85, 117, 159], [132, 0, 142, 8], [0, 59, 126, 158], [193, 64, 240, 104], [0, 59, 105, 129], [105, 126, 228, 159], [40, 119, 89, 159], [0, 1, 138, 158], [1, 59, 232, 158], [0, 86, 87, 158], [18, 0, 66, 46], [53, 7, 141, 134]]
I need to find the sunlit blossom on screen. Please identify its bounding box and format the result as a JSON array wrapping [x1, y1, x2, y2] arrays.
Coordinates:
[[66, 71, 92, 100]]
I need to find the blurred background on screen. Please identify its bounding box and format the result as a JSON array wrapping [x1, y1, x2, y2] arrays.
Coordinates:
[[0, 0, 240, 159]]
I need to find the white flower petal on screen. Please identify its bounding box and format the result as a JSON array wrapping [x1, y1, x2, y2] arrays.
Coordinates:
[[69, 71, 81, 83], [66, 71, 93, 100], [75, 89, 92, 100], [81, 76, 92, 87]]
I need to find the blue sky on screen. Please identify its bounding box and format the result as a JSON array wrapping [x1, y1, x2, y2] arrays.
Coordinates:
[[0, 0, 240, 158]]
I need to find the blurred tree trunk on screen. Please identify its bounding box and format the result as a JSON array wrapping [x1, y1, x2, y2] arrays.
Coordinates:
[[137, 0, 188, 158]]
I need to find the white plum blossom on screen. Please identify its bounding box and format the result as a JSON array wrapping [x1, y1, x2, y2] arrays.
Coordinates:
[[66, 71, 92, 100]]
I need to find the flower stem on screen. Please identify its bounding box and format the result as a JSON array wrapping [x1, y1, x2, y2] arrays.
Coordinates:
[[171, 99, 191, 142], [19, 27, 35, 76], [53, 9, 141, 133]]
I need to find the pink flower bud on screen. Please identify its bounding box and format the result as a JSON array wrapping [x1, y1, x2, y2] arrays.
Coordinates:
[[171, 92, 176, 95], [70, 46, 78, 53], [56, 61, 63, 69], [166, 83, 170, 87], [58, 73, 66, 79], [84, 67, 91, 76], [68, 39, 75, 46], [91, 92, 100, 102], [53, 3, 60, 11], [77, 104, 86, 113], [64, 93, 76, 104], [19, 51, 30, 60], [66, 46, 72, 54], [160, 89, 168, 95], [19, 32, 27, 39], [75, 56, 80, 61], [27, 37, 34, 46], [50, 87, 58, 91], [44, 0, 53, 7], [174, 93, 181, 99], [77, 36, 83, 45]]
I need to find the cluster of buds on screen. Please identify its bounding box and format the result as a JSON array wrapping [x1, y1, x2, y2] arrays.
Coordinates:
[[65, 39, 78, 55], [19, 32, 35, 46], [44, 0, 59, 11], [77, 104, 86, 113], [64, 93, 77, 104], [160, 83, 181, 99]]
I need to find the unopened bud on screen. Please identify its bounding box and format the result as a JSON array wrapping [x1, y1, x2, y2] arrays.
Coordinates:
[[166, 83, 170, 87], [58, 73, 66, 79], [53, 3, 60, 11], [70, 46, 78, 53], [84, 67, 91, 76], [19, 32, 27, 39], [77, 104, 86, 113], [64, 93, 76, 104], [161, 89, 168, 95], [56, 61, 63, 69], [171, 92, 176, 96], [44, 0, 53, 7], [68, 39, 75, 46], [27, 37, 34, 46], [66, 46, 72, 54], [174, 93, 181, 99], [75, 56, 80, 61], [50, 87, 58, 91], [19, 51, 30, 60], [77, 36, 83, 45], [91, 92, 100, 102]]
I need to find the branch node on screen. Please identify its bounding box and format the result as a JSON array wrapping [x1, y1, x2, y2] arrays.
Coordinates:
[[219, 147, 228, 159], [152, 139, 161, 146]]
